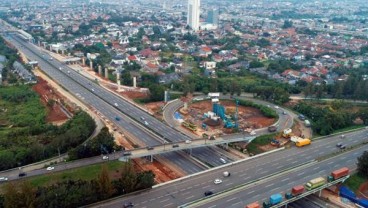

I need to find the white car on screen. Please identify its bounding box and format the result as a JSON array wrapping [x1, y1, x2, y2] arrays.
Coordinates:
[[102, 156, 109, 160], [214, 179, 222, 184], [220, 158, 227, 164], [250, 131, 256, 135], [114, 103, 118, 107], [46, 167, 55, 171], [185, 140, 192, 144], [0, 177, 8, 181], [274, 105, 279, 109]]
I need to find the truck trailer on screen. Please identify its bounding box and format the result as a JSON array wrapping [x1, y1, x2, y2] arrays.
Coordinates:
[[263, 194, 282, 208], [306, 177, 326, 190], [285, 185, 305, 199], [245, 202, 260, 208], [295, 138, 311, 147], [328, 167, 349, 182]]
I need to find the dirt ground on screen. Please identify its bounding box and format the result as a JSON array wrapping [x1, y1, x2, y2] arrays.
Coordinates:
[[357, 181, 368, 199], [182, 100, 275, 134], [32, 76, 72, 124]]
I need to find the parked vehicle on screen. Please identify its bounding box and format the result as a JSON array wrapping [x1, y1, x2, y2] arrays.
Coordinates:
[[305, 177, 326, 190], [245, 202, 260, 208], [263, 193, 282, 207], [304, 120, 311, 127], [295, 139, 311, 147], [328, 167, 349, 182], [285, 185, 305, 199]]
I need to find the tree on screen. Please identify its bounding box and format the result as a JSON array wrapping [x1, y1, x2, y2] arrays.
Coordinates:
[[115, 161, 137, 193], [3, 182, 19, 208], [357, 151, 368, 178], [19, 181, 36, 208], [282, 20, 293, 29], [97, 165, 114, 199]]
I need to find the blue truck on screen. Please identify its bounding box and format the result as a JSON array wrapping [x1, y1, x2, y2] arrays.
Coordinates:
[[263, 194, 282, 208]]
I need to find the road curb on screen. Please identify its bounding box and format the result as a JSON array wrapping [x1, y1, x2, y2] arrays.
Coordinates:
[[312, 127, 367, 141], [152, 147, 284, 189]]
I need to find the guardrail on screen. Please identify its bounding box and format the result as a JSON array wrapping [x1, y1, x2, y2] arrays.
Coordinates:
[[270, 175, 350, 208], [179, 159, 317, 208]]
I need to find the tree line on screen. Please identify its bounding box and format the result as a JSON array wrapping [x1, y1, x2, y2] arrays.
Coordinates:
[[293, 101, 368, 135], [0, 162, 155, 208]]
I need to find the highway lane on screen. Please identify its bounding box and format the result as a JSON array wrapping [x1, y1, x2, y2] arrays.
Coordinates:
[[91, 129, 368, 208], [4, 34, 205, 174], [195, 146, 365, 208]]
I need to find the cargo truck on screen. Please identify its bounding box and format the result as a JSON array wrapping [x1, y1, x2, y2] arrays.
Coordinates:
[[328, 167, 349, 182], [262, 193, 282, 208], [295, 138, 311, 147], [305, 177, 326, 190], [245, 202, 260, 208], [285, 185, 305, 199]]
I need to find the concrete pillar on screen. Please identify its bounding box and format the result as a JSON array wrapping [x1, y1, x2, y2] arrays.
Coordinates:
[[38, 40, 41, 46], [104, 68, 108, 79], [98, 65, 102, 75], [43, 42, 47, 48], [117, 73, 121, 91], [82, 58, 85, 66], [89, 61, 93, 70], [61, 50, 65, 55], [49, 45, 52, 51], [133, 77, 137, 88]]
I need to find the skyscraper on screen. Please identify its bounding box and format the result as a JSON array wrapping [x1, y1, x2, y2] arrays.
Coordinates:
[[207, 9, 219, 26], [187, 0, 200, 31]]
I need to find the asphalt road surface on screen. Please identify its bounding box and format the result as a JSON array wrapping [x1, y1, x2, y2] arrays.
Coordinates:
[[91, 129, 368, 208], [2, 33, 205, 174]]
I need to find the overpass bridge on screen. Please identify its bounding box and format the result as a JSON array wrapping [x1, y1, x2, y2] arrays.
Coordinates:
[[119, 135, 256, 161]]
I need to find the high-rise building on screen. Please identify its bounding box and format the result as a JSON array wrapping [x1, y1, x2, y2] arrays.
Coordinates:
[[187, 0, 200, 31], [207, 9, 219, 26]]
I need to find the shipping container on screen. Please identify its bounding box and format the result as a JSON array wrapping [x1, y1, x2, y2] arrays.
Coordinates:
[[269, 194, 282, 205], [291, 185, 305, 195], [328, 167, 349, 181], [245, 201, 260, 208]]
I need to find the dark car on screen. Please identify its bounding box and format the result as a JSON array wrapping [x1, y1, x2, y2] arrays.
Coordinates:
[[123, 202, 134, 208], [18, 172, 27, 177], [204, 191, 213, 196], [146, 146, 154, 150]]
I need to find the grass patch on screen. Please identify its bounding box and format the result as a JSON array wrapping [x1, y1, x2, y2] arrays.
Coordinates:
[[343, 173, 367, 192], [246, 133, 277, 155], [25, 161, 123, 188]]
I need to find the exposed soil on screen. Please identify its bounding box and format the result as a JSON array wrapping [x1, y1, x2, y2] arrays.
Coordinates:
[[181, 100, 275, 135], [357, 181, 368, 199], [32, 76, 72, 124]]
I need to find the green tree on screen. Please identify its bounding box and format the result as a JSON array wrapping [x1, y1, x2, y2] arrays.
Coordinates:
[[357, 151, 368, 178], [97, 165, 114, 199], [19, 181, 36, 208], [115, 161, 137, 193], [3, 182, 19, 208], [282, 20, 293, 29]]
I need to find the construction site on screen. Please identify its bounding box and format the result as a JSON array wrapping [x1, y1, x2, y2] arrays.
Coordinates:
[[176, 96, 275, 138]]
